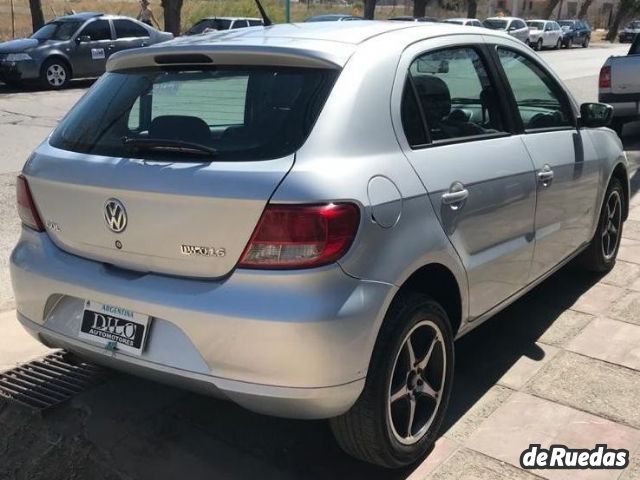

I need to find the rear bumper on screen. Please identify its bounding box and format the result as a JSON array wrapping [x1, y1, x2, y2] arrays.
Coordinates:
[[599, 92, 640, 119], [11, 228, 396, 418]]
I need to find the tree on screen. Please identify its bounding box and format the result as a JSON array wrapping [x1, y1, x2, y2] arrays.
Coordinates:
[[467, 0, 478, 18], [577, 0, 593, 19], [161, 0, 183, 36], [542, 0, 561, 19], [29, 0, 45, 32], [363, 0, 377, 19], [414, 0, 426, 17], [605, 0, 640, 41]]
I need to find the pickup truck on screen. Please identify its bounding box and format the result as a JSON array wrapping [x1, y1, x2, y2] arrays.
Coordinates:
[[599, 35, 640, 135]]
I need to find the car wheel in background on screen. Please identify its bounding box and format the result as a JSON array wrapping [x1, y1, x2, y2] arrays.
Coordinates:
[[330, 293, 454, 468], [536, 38, 543, 51], [579, 177, 625, 272], [40, 58, 70, 89], [555, 38, 561, 49], [610, 118, 626, 137], [582, 36, 590, 48]]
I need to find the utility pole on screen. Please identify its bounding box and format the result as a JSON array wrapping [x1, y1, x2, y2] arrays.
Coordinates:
[[285, 0, 290, 22], [10, 0, 15, 38]]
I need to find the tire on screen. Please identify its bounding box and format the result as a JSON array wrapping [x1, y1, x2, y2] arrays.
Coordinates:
[[579, 177, 625, 272], [610, 118, 626, 137], [535, 38, 543, 51], [330, 292, 454, 468], [554, 38, 561, 49], [40, 58, 70, 89], [582, 36, 590, 48]]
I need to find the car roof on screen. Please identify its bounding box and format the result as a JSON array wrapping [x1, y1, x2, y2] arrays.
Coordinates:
[[56, 12, 103, 21], [486, 16, 522, 21], [197, 17, 262, 21], [108, 20, 512, 71]]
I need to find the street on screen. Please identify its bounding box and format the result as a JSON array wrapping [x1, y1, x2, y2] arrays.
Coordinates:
[[1, 43, 640, 480]]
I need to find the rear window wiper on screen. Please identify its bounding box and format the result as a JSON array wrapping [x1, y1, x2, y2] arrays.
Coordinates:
[[122, 137, 219, 157]]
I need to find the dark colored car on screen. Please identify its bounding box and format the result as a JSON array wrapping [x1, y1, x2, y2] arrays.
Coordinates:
[[558, 19, 591, 48], [304, 14, 363, 22], [388, 16, 440, 22], [0, 12, 172, 89], [619, 20, 640, 43], [184, 17, 263, 35]]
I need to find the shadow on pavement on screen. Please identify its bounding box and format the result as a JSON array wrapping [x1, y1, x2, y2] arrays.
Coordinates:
[[0, 79, 94, 94]]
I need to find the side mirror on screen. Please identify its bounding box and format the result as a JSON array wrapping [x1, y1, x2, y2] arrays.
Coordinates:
[[76, 35, 91, 43], [579, 103, 613, 128]]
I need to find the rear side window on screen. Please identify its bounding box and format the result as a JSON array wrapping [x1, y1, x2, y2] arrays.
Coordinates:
[[248, 20, 263, 26], [80, 19, 111, 41], [231, 20, 249, 29], [50, 67, 338, 161], [401, 47, 506, 144], [497, 48, 573, 131], [114, 20, 149, 38]]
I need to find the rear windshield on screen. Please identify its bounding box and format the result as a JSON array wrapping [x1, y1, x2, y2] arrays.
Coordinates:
[[558, 21, 574, 28], [186, 19, 232, 34], [49, 66, 338, 161], [527, 21, 545, 30], [483, 19, 508, 30]]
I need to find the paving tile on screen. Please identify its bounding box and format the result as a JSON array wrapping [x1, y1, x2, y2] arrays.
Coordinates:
[[600, 260, 640, 287], [427, 448, 539, 480], [630, 276, 640, 292], [466, 392, 640, 480], [566, 318, 640, 371], [570, 283, 626, 316], [525, 351, 640, 430], [622, 219, 640, 241], [617, 238, 640, 265], [538, 309, 594, 347], [498, 343, 559, 390], [0, 310, 54, 372], [628, 206, 640, 222], [619, 443, 640, 480], [609, 291, 640, 326], [444, 385, 514, 444], [407, 437, 460, 480]]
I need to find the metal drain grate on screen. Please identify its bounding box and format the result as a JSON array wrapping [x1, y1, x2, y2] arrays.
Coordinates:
[[0, 350, 110, 413]]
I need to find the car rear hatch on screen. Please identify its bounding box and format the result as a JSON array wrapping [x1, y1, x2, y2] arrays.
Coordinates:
[[610, 55, 640, 95], [24, 47, 342, 278]]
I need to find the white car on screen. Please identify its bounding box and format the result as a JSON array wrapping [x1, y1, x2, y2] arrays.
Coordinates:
[[443, 18, 483, 27], [483, 17, 529, 44], [527, 20, 563, 50]]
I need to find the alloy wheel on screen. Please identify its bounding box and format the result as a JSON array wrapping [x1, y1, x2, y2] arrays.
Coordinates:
[[601, 190, 622, 261], [387, 320, 446, 446], [46, 64, 66, 87]]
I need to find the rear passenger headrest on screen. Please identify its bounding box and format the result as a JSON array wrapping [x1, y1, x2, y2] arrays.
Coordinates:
[[149, 115, 212, 145], [412, 75, 452, 123]]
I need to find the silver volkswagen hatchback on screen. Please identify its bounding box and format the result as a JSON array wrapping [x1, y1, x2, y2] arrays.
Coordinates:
[[11, 22, 629, 467]]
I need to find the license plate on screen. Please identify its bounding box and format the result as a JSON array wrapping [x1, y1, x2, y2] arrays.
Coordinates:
[[79, 301, 151, 356]]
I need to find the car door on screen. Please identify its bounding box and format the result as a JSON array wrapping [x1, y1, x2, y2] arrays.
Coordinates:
[[493, 45, 601, 281], [393, 38, 538, 319], [112, 19, 151, 54], [71, 19, 114, 77]]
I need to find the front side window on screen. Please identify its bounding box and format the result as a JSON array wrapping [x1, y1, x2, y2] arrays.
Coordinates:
[[31, 20, 82, 40], [80, 20, 112, 41], [401, 47, 506, 145], [114, 20, 149, 39], [497, 48, 573, 131], [231, 20, 249, 29], [50, 67, 338, 161]]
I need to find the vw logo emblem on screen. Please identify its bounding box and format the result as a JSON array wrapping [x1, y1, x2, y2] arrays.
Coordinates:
[[104, 199, 127, 233]]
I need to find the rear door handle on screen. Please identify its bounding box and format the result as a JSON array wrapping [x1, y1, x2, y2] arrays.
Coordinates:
[[537, 166, 554, 185], [442, 182, 469, 208]]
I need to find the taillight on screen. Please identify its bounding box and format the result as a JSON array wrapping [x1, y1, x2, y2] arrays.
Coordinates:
[[599, 66, 611, 89], [17, 175, 44, 232], [239, 203, 360, 269]]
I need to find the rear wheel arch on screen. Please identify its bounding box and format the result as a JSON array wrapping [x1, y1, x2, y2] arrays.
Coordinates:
[[611, 162, 630, 220]]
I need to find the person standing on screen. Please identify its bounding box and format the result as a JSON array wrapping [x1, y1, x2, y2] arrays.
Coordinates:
[[137, 0, 160, 29]]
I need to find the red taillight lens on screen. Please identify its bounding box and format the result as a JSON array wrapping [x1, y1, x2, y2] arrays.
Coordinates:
[[239, 203, 360, 269], [599, 66, 611, 89], [17, 175, 44, 232]]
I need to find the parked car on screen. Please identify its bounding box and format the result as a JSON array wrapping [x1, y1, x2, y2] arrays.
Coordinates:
[[184, 17, 263, 35], [0, 12, 171, 89], [483, 17, 529, 44], [599, 34, 640, 135], [12, 21, 629, 468], [527, 20, 563, 50], [618, 20, 640, 43], [443, 18, 482, 27], [389, 16, 440, 22], [558, 19, 591, 48], [305, 14, 363, 22]]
